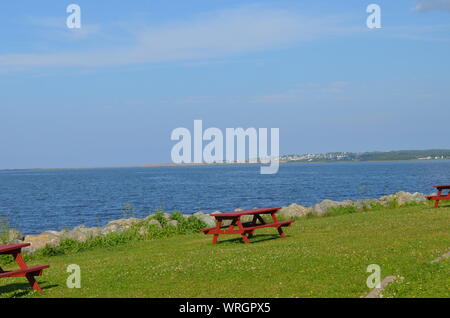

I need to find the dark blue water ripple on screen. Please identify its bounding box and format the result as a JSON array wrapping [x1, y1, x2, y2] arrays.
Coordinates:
[[0, 160, 449, 234]]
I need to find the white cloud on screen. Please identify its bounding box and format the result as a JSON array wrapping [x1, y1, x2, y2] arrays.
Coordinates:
[[251, 82, 351, 104], [415, 0, 450, 12], [27, 16, 101, 40], [0, 7, 342, 71]]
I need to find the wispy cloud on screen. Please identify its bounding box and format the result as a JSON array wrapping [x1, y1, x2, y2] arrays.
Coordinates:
[[251, 82, 351, 104], [0, 7, 346, 71], [27, 16, 101, 40], [415, 0, 450, 12]]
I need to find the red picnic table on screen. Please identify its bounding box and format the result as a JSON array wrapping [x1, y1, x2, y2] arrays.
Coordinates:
[[200, 207, 294, 244], [426, 185, 450, 208], [0, 243, 49, 292]]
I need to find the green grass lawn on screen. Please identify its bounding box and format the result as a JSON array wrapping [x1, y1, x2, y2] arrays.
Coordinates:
[[1, 205, 449, 298]]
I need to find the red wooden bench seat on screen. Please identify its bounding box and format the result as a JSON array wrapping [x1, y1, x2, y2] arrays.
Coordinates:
[[242, 220, 293, 231], [200, 220, 293, 234], [0, 265, 49, 278], [426, 185, 450, 208], [200, 207, 294, 244]]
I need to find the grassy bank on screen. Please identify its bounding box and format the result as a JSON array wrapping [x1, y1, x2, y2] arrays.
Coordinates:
[[0, 204, 449, 298]]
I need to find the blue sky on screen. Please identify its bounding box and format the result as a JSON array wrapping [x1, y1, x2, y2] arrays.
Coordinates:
[[0, 0, 449, 169]]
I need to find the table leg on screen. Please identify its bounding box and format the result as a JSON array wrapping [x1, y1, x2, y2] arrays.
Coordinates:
[[271, 212, 286, 238], [227, 218, 237, 230], [255, 214, 266, 225], [12, 252, 27, 270], [25, 273, 42, 292], [271, 212, 278, 223], [236, 217, 250, 243], [435, 189, 443, 208], [212, 220, 222, 244], [13, 252, 44, 292]]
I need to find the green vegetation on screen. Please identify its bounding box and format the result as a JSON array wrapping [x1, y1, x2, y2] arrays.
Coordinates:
[[0, 204, 448, 298], [0, 214, 12, 265], [284, 149, 450, 163], [0, 210, 207, 266], [357, 149, 450, 161]]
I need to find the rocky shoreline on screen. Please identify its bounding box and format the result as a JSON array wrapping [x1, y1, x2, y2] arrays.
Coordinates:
[[3, 191, 427, 254]]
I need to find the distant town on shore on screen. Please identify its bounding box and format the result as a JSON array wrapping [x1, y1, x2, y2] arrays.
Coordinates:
[[2, 149, 450, 172], [279, 149, 450, 163]]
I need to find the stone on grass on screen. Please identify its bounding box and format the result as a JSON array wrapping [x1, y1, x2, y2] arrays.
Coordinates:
[[395, 192, 426, 204], [23, 233, 61, 253], [376, 192, 426, 207], [310, 200, 343, 216], [146, 219, 162, 228], [192, 211, 216, 228], [63, 225, 101, 242], [278, 203, 309, 219], [138, 227, 149, 236]]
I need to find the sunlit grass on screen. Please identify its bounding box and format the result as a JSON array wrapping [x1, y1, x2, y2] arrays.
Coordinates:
[[0, 205, 448, 298]]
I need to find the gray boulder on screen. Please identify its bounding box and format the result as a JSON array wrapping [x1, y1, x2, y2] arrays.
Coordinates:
[[101, 223, 122, 235], [354, 199, 376, 210], [146, 219, 162, 228], [23, 232, 61, 253], [63, 225, 101, 242], [377, 191, 426, 207], [138, 227, 149, 236], [108, 217, 142, 228], [100, 217, 143, 235], [168, 220, 179, 227], [278, 203, 309, 219], [310, 200, 351, 216], [395, 192, 426, 204], [192, 211, 216, 227]]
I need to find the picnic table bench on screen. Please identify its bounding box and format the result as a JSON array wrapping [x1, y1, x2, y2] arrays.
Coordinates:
[[426, 185, 450, 208], [200, 207, 294, 244], [0, 243, 49, 292]]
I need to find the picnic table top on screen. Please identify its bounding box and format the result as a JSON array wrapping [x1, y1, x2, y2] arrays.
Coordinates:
[[433, 185, 450, 189], [213, 207, 282, 218], [0, 243, 30, 253]]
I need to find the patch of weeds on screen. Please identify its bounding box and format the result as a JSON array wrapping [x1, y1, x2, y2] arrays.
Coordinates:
[[0, 214, 12, 265], [367, 201, 384, 211], [325, 205, 359, 217], [386, 198, 399, 209], [0, 213, 10, 244], [151, 209, 169, 227], [30, 209, 208, 259]]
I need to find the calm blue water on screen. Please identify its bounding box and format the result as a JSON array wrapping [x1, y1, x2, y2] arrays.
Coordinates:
[[0, 161, 449, 235]]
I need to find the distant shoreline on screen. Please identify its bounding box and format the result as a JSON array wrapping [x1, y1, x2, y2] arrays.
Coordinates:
[[1, 158, 449, 172]]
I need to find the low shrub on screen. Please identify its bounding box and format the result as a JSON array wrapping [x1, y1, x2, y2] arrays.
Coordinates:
[[325, 205, 359, 217], [34, 210, 208, 259]]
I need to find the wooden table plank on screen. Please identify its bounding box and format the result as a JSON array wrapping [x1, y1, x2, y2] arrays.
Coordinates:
[[214, 207, 281, 218], [0, 243, 30, 254]]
